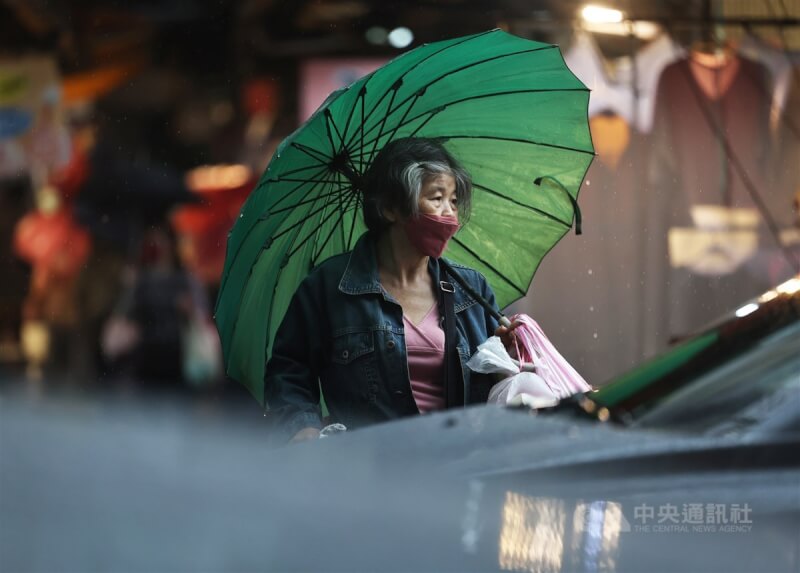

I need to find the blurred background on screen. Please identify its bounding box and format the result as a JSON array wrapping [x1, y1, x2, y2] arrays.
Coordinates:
[[0, 0, 798, 404]]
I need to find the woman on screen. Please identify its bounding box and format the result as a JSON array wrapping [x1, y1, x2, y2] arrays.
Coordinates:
[[265, 138, 517, 442]]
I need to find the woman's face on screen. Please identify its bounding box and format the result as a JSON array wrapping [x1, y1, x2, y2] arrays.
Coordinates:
[[417, 173, 458, 218]]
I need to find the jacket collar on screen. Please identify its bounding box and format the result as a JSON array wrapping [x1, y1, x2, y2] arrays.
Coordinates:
[[338, 232, 384, 296], [338, 232, 476, 311]]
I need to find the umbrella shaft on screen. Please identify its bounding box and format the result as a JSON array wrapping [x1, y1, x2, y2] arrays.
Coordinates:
[[439, 259, 510, 327]]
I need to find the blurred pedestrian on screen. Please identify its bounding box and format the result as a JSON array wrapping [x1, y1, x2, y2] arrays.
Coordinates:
[[123, 225, 209, 388]]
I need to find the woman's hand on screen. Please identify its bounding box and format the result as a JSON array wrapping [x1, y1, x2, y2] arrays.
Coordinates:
[[495, 320, 522, 354], [290, 427, 321, 443]]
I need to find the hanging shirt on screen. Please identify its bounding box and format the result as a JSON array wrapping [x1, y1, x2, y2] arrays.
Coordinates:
[[403, 304, 446, 413], [647, 54, 776, 343]]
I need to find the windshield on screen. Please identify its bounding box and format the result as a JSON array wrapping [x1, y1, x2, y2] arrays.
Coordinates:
[[589, 285, 800, 436], [632, 321, 800, 436]]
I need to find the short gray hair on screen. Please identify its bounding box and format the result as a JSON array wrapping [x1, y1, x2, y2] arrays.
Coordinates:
[[362, 138, 472, 234]]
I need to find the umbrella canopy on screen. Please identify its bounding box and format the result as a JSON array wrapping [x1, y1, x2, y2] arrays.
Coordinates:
[[216, 29, 594, 403]]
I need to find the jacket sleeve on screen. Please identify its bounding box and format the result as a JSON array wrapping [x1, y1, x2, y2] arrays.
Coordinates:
[[264, 276, 326, 440], [467, 271, 501, 404]]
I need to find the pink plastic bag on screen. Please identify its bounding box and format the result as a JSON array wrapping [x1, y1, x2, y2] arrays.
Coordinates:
[[508, 313, 592, 397]]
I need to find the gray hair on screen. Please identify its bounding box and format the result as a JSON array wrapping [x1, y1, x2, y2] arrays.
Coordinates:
[[401, 161, 471, 220], [362, 137, 473, 233]]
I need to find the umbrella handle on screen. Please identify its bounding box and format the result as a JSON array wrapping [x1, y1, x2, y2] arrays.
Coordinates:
[[439, 259, 512, 328], [498, 315, 513, 328], [534, 176, 582, 235]]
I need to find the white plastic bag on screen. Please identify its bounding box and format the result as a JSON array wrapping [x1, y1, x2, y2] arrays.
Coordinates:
[[465, 336, 518, 378], [467, 336, 560, 408], [488, 371, 560, 409]]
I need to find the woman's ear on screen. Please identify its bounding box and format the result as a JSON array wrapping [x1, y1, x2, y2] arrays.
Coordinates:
[[382, 208, 398, 223]]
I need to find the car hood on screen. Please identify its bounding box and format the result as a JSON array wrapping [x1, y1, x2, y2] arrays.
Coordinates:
[[2, 393, 798, 572]]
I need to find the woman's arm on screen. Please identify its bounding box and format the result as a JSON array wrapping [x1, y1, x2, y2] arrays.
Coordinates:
[[264, 278, 327, 441]]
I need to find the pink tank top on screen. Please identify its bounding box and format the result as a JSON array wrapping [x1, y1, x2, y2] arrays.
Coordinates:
[[403, 303, 446, 413]]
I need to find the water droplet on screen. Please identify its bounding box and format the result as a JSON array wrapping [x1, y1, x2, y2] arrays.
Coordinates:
[[593, 332, 598, 339], [589, 306, 594, 312], [587, 269, 593, 275], [585, 180, 591, 186]]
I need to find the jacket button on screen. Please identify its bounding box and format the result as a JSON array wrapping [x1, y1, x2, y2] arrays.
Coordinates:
[[387, 340, 395, 349], [341, 349, 349, 359]]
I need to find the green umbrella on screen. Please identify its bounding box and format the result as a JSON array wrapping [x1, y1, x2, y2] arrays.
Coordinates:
[[216, 29, 594, 404]]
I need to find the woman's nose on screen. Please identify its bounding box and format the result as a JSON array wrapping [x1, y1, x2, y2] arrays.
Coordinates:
[[442, 201, 456, 217]]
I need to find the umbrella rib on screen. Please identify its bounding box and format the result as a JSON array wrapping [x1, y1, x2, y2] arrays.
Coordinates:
[[372, 92, 422, 163], [268, 187, 349, 216], [311, 169, 341, 260], [328, 113, 361, 177], [359, 87, 367, 173], [270, 193, 349, 243], [341, 86, 366, 168], [326, 109, 347, 153], [323, 110, 341, 158], [346, 191, 362, 250], [336, 170, 352, 255], [337, 170, 349, 254], [356, 87, 590, 150], [345, 82, 395, 153], [389, 45, 558, 117], [273, 175, 353, 186], [472, 183, 573, 228], [407, 108, 442, 139], [438, 134, 595, 156], [276, 161, 338, 179], [341, 87, 364, 148], [262, 163, 333, 214], [350, 44, 559, 152], [451, 236, 527, 297], [286, 193, 354, 260], [367, 84, 401, 167], [342, 29, 497, 151], [290, 141, 333, 165], [313, 186, 358, 265]]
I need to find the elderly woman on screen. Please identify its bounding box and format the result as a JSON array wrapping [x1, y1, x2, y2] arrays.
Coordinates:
[[265, 137, 516, 442]]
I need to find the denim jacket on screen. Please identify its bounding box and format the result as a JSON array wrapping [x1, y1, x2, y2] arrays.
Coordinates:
[[264, 232, 499, 438]]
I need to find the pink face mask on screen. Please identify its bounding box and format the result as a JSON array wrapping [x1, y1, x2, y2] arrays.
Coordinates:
[[403, 213, 460, 258]]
